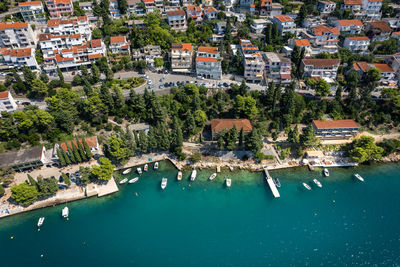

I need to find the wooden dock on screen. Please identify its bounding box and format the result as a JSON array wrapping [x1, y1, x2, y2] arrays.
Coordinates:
[[264, 168, 280, 198]]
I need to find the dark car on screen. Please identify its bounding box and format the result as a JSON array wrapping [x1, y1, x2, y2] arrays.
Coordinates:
[[164, 82, 169, 87], [223, 83, 229, 87]]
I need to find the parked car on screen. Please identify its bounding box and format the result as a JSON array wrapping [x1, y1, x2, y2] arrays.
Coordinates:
[[159, 85, 164, 89], [164, 82, 169, 87], [218, 82, 223, 87], [223, 83, 229, 87], [147, 80, 152, 84]]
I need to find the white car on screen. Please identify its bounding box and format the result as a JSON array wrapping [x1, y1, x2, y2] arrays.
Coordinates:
[[147, 80, 152, 84]]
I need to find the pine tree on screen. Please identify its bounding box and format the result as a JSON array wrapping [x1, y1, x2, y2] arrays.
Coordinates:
[[239, 127, 245, 147], [82, 139, 93, 159], [67, 143, 76, 163], [27, 174, 37, 187], [246, 129, 263, 154], [170, 117, 183, 152], [72, 143, 82, 162], [57, 149, 66, 166], [300, 124, 319, 148], [99, 83, 114, 113], [62, 149, 71, 165], [139, 130, 148, 153], [185, 111, 196, 137], [78, 141, 87, 161], [62, 173, 71, 187], [158, 123, 170, 150]]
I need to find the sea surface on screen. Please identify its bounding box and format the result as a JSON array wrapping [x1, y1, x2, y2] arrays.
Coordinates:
[[0, 161, 400, 266]]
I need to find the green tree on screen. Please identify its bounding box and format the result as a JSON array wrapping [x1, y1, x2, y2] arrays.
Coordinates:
[[154, 57, 164, 68], [61, 173, 71, 187], [138, 130, 149, 153], [104, 136, 128, 163], [91, 157, 115, 181], [92, 28, 102, 39], [72, 144, 82, 163], [11, 183, 38, 206], [83, 139, 93, 159], [299, 124, 320, 148], [67, 143, 76, 163], [239, 127, 245, 147], [349, 136, 384, 163], [185, 111, 196, 137], [62, 149, 71, 165], [0, 186, 4, 197], [246, 129, 263, 154], [27, 174, 37, 187], [36, 177, 58, 198], [170, 116, 183, 152], [118, 0, 127, 14], [22, 66, 36, 88], [31, 78, 48, 96], [365, 67, 381, 84], [288, 125, 300, 144], [315, 79, 331, 97], [57, 67, 64, 83], [79, 166, 92, 185], [39, 72, 49, 84], [234, 95, 259, 120], [78, 141, 87, 161], [91, 63, 100, 83]]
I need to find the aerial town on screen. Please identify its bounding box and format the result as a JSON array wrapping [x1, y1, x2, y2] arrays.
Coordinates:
[[0, 0, 400, 217]]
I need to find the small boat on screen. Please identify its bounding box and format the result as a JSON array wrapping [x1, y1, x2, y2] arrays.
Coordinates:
[[226, 178, 232, 187], [119, 178, 128, 184], [177, 171, 182, 181], [137, 167, 142, 174], [154, 162, 159, 170], [273, 178, 281, 188], [324, 168, 329, 177], [37, 217, 45, 227], [354, 173, 364, 182], [122, 168, 131, 175], [209, 173, 217, 181], [190, 169, 197, 181], [62, 207, 69, 218], [144, 164, 148, 172], [129, 177, 139, 184], [303, 183, 312, 190], [313, 178, 322, 188], [161, 178, 167, 190], [229, 165, 234, 171]]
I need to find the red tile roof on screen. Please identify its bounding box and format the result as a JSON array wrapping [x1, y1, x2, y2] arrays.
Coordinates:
[[187, 5, 202, 12], [110, 36, 126, 44], [347, 36, 370, 41], [91, 39, 102, 48], [313, 119, 359, 129], [274, 14, 293, 22], [0, 22, 28, 30], [167, 10, 186, 17], [198, 46, 218, 54], [302, 58, 340, 67], [353, 61, 370, 72], [171, 43, 192, 51], [59, 136, 98, 152], [88, 53, 102, 59], [0, 91, 10, 99], [18, 1, 42, 6], [196, 56, 221, 62], [211, 119, 253, 133], [343, 0, 361, 5], [0, 48, 32, 57], [373, 63, 394, 73], [313, 25, 340, 36], [369, 21, 391, 32], [261, 0, 272, 7], [336, 19, 363, 27], [294, 39, 311, 47]]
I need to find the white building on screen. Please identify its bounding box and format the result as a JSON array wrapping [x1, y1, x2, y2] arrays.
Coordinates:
[[170, 43, 194, 73], [262, 52, 292, 84], [362, 0, 382, 21], [18, 1, 46, 23], [196, 46, 222, 80], [244, 52, 265, 83], [301, 58, 340, 82], [343, 36, 370, 53], [167, 10, 187, 32], [0, 91, 18, 113], [334, 19, 363, 34], [0, 22, 37, 49], [46, 16, 92, 41], [186, 5, 203, 24], [251, 19, 269, 34], [0, 47, 39, 70], [109, 36, 130, 54], [316, 0, 336, 14], [272, 15, 296, 36], [353, 61, 397, 87], [341, 0, 363, 18], [127, 0, 145, 15], [203, 7, 218, 20]]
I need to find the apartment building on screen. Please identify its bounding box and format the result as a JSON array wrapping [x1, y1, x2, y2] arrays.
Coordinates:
[[334, 19, 363, 34], [343, 36, 370, 53], [240, 39, 259, 55], [262, 52, 291, 84], [0, 22, 36, 49], [0, 47, 39, 70], [366, 20, 392, 42], [251, 19, 269, 34], [109, 36, 130, 54], [167, 10, 187, 32], [353, 61, 397, 87], [301, 58, 340, 82], [144, 0, 155, 12], [260, 0, 272, 16], [47, 16, 92, 41], [240, 0, 254, 8], [132, 45, 162, 66], [18, 1, 46, 23], [272, 15, 295, 35], [186, 5, 203, 24], [196, 46, 222, 80], [45, 0, 73, 18], [203, 7, 218, 20], [289, 39, 312, 56], [340, 0, 362, 18], [0, 91, 18, 113], [127, 0, 145, 15], [316, 0, 336, 14], [362, 0, 382, 21], [215, 22, 226, 34], [244, 53, 265, 83], [312, 25, 339, 46], [387, 52, 400, 81], [39, 33, 84, 53], [312, 119, 359, 139], [170, 43, 194, 73], [109, 0, 121, 19]]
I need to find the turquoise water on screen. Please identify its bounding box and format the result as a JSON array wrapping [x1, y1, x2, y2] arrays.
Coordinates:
[[1, 162, 400, 266]]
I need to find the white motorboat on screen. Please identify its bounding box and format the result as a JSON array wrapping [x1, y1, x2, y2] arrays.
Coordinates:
[[177, 171, 182, 181], [354, 173, 364, 182], [226, 178, 232, 187], [161, 178, 167, 190], [119, 178, 128, 184], [129, 177, 139, 184], [154, 162, 159, 170], [122, 168, 131, 175], [229, 165, 234, 171], [62, 207, 69, 218], [37, 217, 45, 227], [273, 178, 281, 188], [144, 164, 148, 172], [137, 167, 142, 174], [313, 178, 322, 188], [209, 173, 217, 181], [303, 183, 312, 190], [191, 169, 197, 181], [324, 168, 329, 177]]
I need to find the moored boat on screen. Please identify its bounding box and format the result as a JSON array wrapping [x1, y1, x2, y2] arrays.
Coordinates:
[[229, 165, 234, 171], [154, 162, 159, 170], [209, 173, 217, 181], [37, 217, 45, 227], [354, 173, 364, 182], [303, 183, 311, 190], [122, 168, 131, 175], [273, 178, 281, 188], [190, 169, 197, 181], [226, 178, 232, 187], [177, 171, 182, 181], [161, 178, 167, 190], [144, 164, 148, 172], [137, 167, 142, 174], [313, 178, 322, 188], [62, 207, 69, 218], [324, 168, 329, 177], [129, 177, 139, 184], [119, 178, 128, 184]]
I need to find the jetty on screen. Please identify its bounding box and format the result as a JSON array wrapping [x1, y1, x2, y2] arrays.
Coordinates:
[[264, 168, 280, 198]]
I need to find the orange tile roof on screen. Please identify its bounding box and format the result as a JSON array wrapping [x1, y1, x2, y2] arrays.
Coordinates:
[[0, 91, 10, 99], [369, 21, 391, 32], [353, 61, 370, 72], [313, 119, 359, 129], [343, 0, 361, 5], [0, 22, 28, 30], [187, 5, 202, 12], [295, 39, 311, 46], [55, 54, 73, 62], [302, 58, 340, 67], [91, 39, 102, 48], [0, 48, 32, 57], [18, 1, 42, 6], [393, 32, 400, 36], [196, 57, 221, 62], [70, 33, 80, 39], [337, 19, 363, 27], [89, 53, 102, 59], [50, 0, 72, 4], [198, 46, 218, 54], [261, 0, 272, 7], [211, 119, 253, 133], [205, 6, 218, 13], [347, 36, 370, 41], [313, 25, 340, 36], [250, 4, 255, 7], [167, 10, 186, 17], [274, 15, 293, 22], [373, 63, 394, 73], [59, 136, 98, 152], [171, 43, 192, 51], [110, 36, 126, 44]]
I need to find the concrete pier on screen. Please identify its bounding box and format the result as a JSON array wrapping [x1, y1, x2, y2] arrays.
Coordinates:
[[264, 169, 280, 198]]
